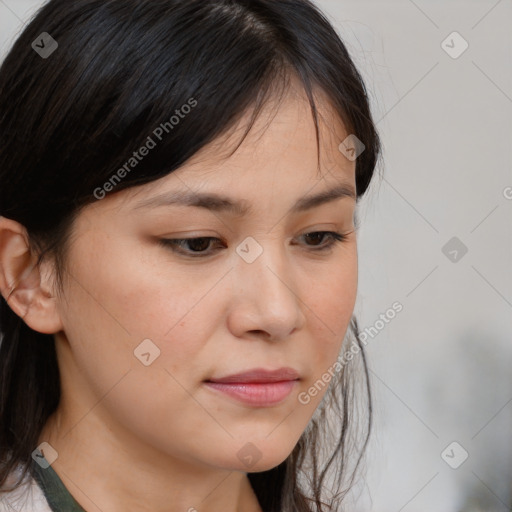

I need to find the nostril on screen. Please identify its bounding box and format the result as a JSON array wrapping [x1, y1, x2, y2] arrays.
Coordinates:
[[248, 330, 273, 339]]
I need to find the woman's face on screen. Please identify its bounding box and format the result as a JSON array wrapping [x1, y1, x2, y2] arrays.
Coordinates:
[[50, 85, 358, 473]]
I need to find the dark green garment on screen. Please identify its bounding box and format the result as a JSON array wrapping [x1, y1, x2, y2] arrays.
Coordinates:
[[31, 455, 87, 512]]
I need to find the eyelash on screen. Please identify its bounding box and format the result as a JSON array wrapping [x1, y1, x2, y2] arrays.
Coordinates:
[[158, 231, 350, 258]]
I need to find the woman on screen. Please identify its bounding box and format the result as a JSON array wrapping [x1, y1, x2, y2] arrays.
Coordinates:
[[0, 0, 381, 510]]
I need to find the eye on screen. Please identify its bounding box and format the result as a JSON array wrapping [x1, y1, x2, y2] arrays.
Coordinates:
[[295, 231, 349, 251], [158, 231, 351, 258], [158, 237, 224, 257]]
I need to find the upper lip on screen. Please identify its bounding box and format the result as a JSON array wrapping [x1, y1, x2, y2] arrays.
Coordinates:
[[205, 367, 300, 383]]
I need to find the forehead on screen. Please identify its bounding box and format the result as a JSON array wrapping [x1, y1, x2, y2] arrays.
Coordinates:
[[121, 81, 356, 211]]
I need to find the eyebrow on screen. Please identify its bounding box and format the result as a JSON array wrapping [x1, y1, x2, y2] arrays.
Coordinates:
[[133, 183, 356, 216]]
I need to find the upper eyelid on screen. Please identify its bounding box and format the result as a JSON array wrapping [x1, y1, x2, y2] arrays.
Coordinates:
[[167, 230, 348, 241], [160, 230, 350, 253]]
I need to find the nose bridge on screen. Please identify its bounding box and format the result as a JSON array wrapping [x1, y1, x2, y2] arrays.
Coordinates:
[[236, 234, 292, 294], [231, 235, 305, 338]]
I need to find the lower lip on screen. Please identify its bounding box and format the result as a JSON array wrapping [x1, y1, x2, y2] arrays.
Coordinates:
[[204, 380, 297, 407]]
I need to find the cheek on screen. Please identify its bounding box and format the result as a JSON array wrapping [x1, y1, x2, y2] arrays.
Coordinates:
[[57, 238, 230, 455], [299, 253, 357, 396], [305, 252, 357, 335], [59, 233, 227, 389]]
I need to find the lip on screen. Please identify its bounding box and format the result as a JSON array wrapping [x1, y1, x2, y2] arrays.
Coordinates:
[[204, 381, 298, 407], [204, 367, 300, 407], [205, 367, 300, 384]]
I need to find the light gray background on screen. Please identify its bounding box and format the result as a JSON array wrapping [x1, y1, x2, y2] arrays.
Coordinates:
[[1, 1, 511, 511]]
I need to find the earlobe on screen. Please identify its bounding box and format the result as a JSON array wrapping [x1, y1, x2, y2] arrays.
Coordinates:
[[0, 216, 63, 334]]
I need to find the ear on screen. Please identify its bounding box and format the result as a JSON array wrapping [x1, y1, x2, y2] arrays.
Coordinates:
[[0, 216, 63, 334]]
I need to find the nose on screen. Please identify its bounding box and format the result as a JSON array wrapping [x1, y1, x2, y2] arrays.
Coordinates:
[[226, 239, 306, 341]]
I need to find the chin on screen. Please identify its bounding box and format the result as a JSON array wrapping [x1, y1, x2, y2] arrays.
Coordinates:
[[245, 458, 289, 473], [227, 442, 294, 474]]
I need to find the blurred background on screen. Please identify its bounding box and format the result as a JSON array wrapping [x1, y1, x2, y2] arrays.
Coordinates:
[[1, 0, 511, 510]]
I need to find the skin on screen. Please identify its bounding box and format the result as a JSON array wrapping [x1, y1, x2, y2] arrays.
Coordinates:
[[0, 79, 358, 512]]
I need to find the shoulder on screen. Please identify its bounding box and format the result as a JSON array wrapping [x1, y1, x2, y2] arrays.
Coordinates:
[[0, 464, 52, 512]]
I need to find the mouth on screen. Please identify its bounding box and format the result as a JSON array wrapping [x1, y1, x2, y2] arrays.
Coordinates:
[[203, 380, 298, 407], [204, 367, 300, 407]]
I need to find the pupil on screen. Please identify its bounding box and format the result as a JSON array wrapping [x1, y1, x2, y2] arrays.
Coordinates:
[[306, 233, 322, 246], [189, 238, 210, 251]]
